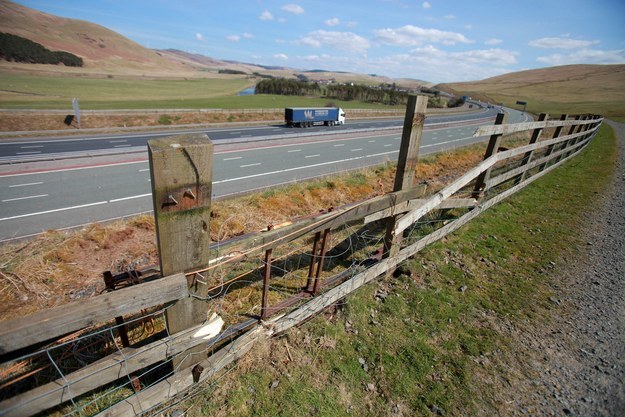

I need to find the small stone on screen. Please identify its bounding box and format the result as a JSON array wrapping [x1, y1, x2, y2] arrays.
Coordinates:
[[358, 357, 366, 366], [458, 285, 468, 293], [270, 380, 279, 389], [430, 404, 444, 415], [367, 383, 376, 392]]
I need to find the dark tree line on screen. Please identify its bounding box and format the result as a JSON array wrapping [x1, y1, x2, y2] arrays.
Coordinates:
[[0, 32, 83, 67], [255, 78, 321, 96], [255, 77, 458, 108], [326, 84, 411, 105]]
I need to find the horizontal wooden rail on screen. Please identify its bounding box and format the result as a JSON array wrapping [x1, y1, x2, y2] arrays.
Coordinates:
[[474, 116, 602, 137], [394, 120, 602, 235], [0, 273, 189, 359]]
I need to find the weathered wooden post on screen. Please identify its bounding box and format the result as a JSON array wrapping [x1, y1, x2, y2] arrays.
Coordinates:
[[515, 112, 548, 184], [148, 133, 213, 370], [538, 114, 568, 172], [472, 112, 508, 199], [383, 95, 428, 263]]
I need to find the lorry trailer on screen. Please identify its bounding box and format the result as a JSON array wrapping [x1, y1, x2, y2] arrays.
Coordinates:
[[285, 107, 345, 127]]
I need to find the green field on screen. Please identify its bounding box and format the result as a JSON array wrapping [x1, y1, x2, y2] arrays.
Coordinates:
[[0, 74, 405, 110]]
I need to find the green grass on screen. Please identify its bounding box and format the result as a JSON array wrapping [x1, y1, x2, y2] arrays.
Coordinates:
[[181, 123, 617, 416], [0, 74, 406, 110]]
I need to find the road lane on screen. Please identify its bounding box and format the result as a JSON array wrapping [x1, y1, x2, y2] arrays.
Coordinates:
[[0, 108, 531, 241]]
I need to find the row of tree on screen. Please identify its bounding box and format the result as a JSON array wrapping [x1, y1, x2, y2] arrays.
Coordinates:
[[255, 77, 466, 108], [255, 78, 321, 96], [0, 32, 83, 67]]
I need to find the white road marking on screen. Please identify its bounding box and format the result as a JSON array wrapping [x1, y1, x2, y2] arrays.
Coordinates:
[[114, 144, 132, 148], [368, 140, 376, 143], [287, 149, 301, 153], [139, 168, 150, 172], [20, 145, 43, 149], [351, 148, 363, 152], [109, 193, 152, 203], [305, 154, 320, 158], [223, 156, 242, 161], [16, 151, 41, 155], [333, 144, 345, 147], [213, 149, 399, 186], [0, 201, 108, 221], [9, 182, 43, 188], [384, 144, 393, 147], [109, 140, 127, 143], [3, 194, 48, 202], [240, 163, 261, 168]]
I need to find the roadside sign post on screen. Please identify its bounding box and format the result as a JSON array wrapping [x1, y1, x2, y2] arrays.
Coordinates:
[[72, 98, 81, 129]]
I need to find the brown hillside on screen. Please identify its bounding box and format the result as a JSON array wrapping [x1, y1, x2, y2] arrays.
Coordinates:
[[0, 0, 195, 75], [437, 64, 625, 118]]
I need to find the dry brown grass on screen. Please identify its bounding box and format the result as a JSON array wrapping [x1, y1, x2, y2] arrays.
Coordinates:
[[0, 141, 493, 322]]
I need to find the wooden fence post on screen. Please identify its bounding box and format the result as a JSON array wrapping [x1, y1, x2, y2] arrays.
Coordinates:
[[472, 112, 508, 198], [515, 112, 548, 184], [148, 133, 214, 370], [538, 114, 568, 172], [383, 95, 428, 263]]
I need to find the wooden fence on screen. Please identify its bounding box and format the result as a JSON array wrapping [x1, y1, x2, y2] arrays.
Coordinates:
[[0, 97, 603, 417]]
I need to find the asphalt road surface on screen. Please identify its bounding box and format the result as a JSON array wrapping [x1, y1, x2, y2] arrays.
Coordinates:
[[0, 107, 530, 241]]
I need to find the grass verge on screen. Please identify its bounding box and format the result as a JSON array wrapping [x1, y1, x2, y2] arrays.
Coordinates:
[[175, 124, 616, 416]]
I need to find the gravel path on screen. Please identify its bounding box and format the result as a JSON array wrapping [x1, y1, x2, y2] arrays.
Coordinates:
[[505, 120, 625, 416]]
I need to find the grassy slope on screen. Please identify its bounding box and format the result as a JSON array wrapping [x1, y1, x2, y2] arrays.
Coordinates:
[[179, 124, 616, 416], [440, 64, 625, 121]]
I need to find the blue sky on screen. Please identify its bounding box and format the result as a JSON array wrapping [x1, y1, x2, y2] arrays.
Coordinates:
[[14, 0, 625, 83]]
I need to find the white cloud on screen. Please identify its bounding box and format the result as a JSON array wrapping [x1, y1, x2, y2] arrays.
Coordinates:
[[374, 25, 472, 46], [422, 1, 431, 9], [361, 45, 518, 82], [297, 30, 371, 54], [444, 14, 456, 20], [325, 18, 340, 27], [485, 38, 503, 46], [274, 53, 289, 60], [529, 37, 600, 49], [243, 33, 254, 39], [226, 35, 240, 42], [259, 10, 273, 21], [195, 33, 204, 41], [282, 4, 304, 14], [537, 48, 625, 65]]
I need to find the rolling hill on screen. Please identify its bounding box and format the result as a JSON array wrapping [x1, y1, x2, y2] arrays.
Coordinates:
[[0, 0, 429, 88], [437, 64, 625, 118]]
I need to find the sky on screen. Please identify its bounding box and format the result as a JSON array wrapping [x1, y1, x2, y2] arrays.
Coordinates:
[[14, 0, 625, 83]]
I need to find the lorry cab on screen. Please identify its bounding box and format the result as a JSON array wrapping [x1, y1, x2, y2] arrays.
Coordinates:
[[337, 108, 346, 125]]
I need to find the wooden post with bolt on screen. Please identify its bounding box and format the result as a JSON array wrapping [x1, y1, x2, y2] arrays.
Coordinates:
[[383, 95, 428, 265], [148, 133, 214, 371]]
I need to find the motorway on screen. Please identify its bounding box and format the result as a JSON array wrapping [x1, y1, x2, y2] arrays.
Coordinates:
[[0, 107, 530, 241]]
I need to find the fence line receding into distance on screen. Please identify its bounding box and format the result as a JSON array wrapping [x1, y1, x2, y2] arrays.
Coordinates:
[[0, 97, 603, 417]]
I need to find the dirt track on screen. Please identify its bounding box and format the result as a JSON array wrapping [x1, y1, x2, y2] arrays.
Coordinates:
[[504, 121, 625, 416]]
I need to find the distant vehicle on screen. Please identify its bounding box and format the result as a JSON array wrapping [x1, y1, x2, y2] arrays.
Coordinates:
[[285, 107, 345, 127]]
